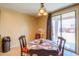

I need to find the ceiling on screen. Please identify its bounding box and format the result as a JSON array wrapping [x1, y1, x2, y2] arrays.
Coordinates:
[[0, 3, 74, 16]]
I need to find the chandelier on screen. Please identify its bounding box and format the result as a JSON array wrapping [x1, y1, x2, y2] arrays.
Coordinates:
[[38, 3, 48, 16]]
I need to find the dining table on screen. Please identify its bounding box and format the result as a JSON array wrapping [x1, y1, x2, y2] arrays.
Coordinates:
[[27, 38, 58, 56]]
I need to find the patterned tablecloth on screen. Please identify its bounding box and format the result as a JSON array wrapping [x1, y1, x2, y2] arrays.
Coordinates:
[[28, 39, 58, 50]]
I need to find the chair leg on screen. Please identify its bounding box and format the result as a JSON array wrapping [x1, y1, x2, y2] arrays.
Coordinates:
[[21, 52, 23, 56], [21, 52, 29, 56], [29, 53, 33, 56]]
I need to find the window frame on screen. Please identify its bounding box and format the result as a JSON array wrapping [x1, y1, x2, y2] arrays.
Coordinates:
[[51, 10, 76, 53]]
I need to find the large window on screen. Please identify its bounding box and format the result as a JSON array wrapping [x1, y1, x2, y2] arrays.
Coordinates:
[[51, 11, 76, 52], [52, 15, 61, 44]]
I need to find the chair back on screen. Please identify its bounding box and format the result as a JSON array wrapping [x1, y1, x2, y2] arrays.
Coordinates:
[[57, 37, 66, 55], [19, 35, 27, 49], [35, 34, 41, 39]]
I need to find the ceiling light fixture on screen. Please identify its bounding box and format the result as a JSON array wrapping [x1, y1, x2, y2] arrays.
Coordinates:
[[38, 3, 48, 16]]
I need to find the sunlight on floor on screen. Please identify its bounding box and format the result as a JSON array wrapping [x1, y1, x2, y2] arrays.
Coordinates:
[[64, 50, 77, 56]]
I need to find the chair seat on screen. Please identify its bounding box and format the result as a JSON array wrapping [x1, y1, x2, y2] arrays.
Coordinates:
[[22, 47, 29, 53]]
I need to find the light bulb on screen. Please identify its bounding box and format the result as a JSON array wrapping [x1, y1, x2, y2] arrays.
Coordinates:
[[39, 8, 45, 14], [43, 12, 48, 16], [38, 13, 42, 16]]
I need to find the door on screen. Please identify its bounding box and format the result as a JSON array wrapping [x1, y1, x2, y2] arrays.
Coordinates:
[[51, 11, 76, 52], [62, 11, 75, 52]]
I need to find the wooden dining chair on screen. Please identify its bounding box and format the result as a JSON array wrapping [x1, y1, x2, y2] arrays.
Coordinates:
[[35, 33, 41, 39], [52, 37, 66, 56], [19, 35, 29, 56]]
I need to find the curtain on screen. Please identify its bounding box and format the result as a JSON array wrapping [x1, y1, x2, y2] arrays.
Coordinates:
[[46, 13, 52, 40]]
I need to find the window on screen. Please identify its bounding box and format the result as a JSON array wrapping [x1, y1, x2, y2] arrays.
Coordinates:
[[51, 11, 76, 52], [52, 15, 61, 44]]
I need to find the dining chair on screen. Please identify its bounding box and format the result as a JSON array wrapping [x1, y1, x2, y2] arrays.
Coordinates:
[[35, 33, 41, 39], [52, 37, 66, 56], [19, 35, 29, 56]]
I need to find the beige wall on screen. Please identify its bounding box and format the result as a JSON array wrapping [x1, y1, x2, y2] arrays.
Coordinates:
[[0, 7, 48, 55], [0, 7, 37, 51], [36, 16, 48, 39]]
